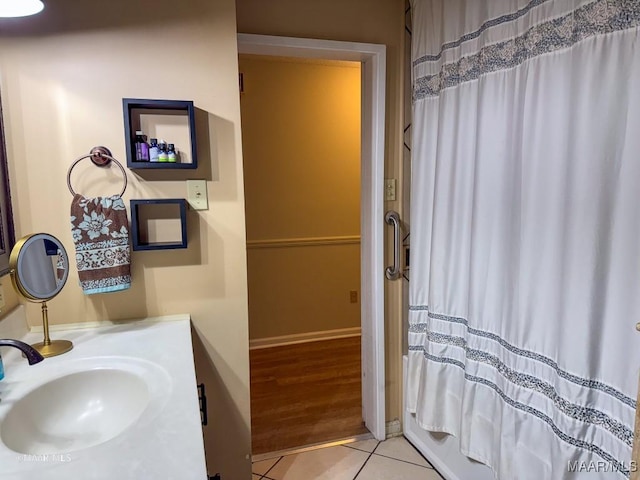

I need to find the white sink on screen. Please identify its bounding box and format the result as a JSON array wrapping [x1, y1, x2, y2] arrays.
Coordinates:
[[0, 314, 206, 480], [0, 356, 171, 456]]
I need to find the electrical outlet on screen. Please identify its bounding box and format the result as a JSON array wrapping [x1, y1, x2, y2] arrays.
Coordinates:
[[350, 290, 358, 303], [187, 180, 208, 210], [385, 179, 396, 201]]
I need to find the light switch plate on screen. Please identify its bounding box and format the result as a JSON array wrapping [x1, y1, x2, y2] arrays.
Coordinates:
[[385, 178, 397, 201], [350, 290, 358, 303], [0, 285, 4, 310], [187, 180, 208, 211]]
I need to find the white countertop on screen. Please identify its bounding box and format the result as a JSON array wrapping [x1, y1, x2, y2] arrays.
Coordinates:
[[0, 308, 207, 480]]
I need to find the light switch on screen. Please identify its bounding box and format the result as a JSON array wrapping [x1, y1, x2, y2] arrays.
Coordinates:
[[385, 179, 396, 201], [187, 180, 208, 211], [0, 284, 4, 310]]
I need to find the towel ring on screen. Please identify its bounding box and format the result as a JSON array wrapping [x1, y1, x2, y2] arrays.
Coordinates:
[[67, 146, 128, 198]]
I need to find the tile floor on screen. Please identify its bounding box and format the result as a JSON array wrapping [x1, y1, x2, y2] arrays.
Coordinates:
[[252, 436, 444, 480]]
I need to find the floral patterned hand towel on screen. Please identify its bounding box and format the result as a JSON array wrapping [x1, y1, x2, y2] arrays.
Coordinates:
[[70, 194, 131, 294]]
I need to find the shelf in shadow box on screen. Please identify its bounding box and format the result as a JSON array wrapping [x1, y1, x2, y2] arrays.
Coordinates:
[[123, 98, 197, 170], [130, 199, 188, 251]]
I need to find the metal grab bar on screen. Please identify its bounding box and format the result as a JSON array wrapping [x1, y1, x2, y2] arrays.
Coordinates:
[[385, 210, 401, 280]]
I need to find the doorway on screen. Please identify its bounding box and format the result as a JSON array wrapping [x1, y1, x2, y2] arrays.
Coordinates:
[[238, 34, 387, 452]]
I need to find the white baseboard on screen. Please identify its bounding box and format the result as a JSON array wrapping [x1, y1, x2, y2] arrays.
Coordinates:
[[249, 327, 361, 350]]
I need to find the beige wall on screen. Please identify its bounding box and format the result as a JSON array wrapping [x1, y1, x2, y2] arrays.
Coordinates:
[[0, 1, 251, 478], [240, 55, 361, 339], [237, 0, 406, 424], [0, 275, 19, 317]]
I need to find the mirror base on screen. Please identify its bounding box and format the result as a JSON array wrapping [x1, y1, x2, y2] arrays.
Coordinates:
[[32, 340, 73, 358]]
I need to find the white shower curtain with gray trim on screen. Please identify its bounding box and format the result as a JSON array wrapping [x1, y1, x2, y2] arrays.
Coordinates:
[[407, 0, 640, 478]]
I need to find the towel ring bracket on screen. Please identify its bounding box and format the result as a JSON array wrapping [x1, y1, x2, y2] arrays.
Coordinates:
[[89, 146, 113, 167], [67, 146, 128, 198]]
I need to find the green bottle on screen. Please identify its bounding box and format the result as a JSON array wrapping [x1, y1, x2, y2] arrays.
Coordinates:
[[158, 140, 168, 162], [167, 144, 177, 163]]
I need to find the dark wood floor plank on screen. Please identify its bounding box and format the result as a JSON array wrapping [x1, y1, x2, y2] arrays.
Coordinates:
[[250, 336, 369, 454]]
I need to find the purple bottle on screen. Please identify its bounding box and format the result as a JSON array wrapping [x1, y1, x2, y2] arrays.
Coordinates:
[[135, 131, 150, 161]]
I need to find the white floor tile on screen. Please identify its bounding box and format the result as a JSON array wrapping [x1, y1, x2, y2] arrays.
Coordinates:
[[253, 457, 281, 476], [346, 438, 379, 453], [374, 436, 431, 467], [356, 454, 442, 480], [267, 445, 370, 480]]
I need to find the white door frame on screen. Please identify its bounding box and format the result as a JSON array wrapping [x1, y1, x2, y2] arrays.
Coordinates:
[[237, 33, 387, 441]]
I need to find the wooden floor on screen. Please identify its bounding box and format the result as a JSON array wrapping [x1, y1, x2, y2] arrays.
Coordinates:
[[250, 336, 369, 454]]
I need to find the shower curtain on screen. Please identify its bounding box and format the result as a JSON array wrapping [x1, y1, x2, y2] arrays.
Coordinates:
[[406, 1, 640, 478]]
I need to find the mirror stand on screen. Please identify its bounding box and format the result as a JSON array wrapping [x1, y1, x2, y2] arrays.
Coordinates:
[[10, 233, 73, 358], [31, 301, 73, 358]]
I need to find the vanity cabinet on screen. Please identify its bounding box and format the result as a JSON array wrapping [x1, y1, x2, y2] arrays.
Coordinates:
[[0, 97, 15, 275]]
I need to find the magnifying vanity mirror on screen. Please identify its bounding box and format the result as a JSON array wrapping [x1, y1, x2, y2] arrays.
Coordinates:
[[9, 233, 73, 357]]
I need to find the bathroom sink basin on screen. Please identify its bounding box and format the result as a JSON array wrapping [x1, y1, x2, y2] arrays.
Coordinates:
[[0, 357, 171, 456]]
